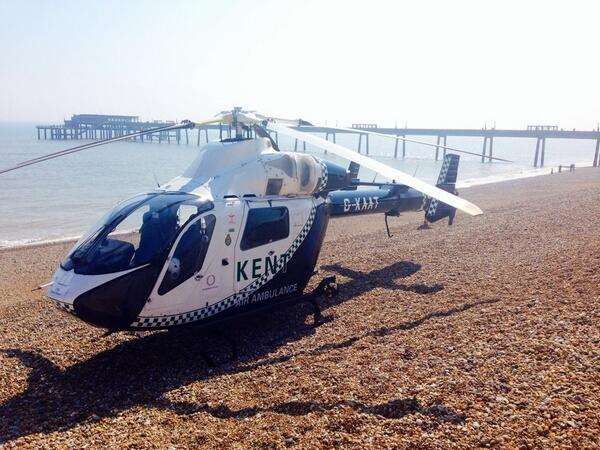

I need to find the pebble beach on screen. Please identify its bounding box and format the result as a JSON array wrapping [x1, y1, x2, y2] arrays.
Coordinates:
[[0, 169, 599, 448]]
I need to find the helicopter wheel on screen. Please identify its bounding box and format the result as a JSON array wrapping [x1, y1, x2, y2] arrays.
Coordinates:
[[309, 277, 338, 326], [324, 282, 338, 299]]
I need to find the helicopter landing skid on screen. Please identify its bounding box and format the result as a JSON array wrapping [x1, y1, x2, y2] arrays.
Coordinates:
[[304, 276, 338, 325], [179, 275, 338, 365], [220, 275, 337, 327], [198, 275, 338, 332]]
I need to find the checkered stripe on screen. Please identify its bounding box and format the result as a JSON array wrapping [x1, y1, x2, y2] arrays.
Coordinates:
[[316, 158, 328, 192], [423, 155, 451, 214], [53, 300, 75, 313], [436, 155, 451, 184], [425, 198, 439, 217], [132, 297, 238, 328], [131, 205, 318, 329]]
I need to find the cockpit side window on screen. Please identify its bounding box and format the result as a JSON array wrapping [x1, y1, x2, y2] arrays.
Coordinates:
[[240, 207, 289, 250], [158, 214, 216, 295]]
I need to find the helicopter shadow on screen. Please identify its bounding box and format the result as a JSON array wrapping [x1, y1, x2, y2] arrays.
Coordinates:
[[0, 260, 475, 443], [321, 260, 444, 297]]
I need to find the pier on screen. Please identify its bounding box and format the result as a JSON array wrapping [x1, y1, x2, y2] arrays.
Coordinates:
[[37, 114, 191, 145], [37, 115, 600, 168], [36, 114, 235, 146], [298, 125, 600, 168]]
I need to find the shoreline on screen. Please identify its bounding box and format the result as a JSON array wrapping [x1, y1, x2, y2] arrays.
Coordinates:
[[1, 163, 590, 252], [457, 160, 591, 188]]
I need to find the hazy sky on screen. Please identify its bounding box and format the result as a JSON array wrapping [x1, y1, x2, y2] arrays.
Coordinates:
[[1, 0, 599, 128]]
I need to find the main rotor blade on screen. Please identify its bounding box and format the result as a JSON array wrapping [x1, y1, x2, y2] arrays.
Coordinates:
[[253, 113, 313, 127], [0, 116, 221, 176], [190, 114, 228, 128], [269, 123, 483, 217], [305, 126, 512, 163]]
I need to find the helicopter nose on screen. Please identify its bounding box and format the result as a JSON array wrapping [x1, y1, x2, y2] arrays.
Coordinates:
[[74, 293, 133, 329], [73, 266, 159, 329]]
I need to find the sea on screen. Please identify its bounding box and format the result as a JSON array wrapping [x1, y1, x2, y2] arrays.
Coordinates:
[[0, 122, 596, 248]]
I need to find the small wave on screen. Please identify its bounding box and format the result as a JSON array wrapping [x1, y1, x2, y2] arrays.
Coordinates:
[[457, 162, 593, 188], [0, 234, 81, 250], [0, 227, 141, 250]]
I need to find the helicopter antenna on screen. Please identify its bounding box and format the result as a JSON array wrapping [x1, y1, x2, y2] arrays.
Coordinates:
[[253, 124, 280, 151], [413, 163, 420, 177], [153, 172, 161, 188]]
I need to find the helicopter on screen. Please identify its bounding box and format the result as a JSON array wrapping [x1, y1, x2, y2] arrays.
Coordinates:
[[1, 108, 486, 332]]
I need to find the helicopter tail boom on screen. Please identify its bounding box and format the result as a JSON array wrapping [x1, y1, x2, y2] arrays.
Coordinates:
[[327, 154, 463, 234]]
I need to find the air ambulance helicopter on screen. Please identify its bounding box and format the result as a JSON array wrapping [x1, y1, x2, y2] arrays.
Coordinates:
[[0, 108, 489, 332]]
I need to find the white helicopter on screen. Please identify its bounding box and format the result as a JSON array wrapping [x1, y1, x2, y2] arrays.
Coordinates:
[[1, 108, 484, 331]]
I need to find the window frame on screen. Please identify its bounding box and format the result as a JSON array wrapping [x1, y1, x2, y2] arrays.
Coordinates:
[[157, 213, 217, 295]]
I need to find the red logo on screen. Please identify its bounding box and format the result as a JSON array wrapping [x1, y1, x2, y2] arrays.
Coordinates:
[[206, 274, 216, 286]]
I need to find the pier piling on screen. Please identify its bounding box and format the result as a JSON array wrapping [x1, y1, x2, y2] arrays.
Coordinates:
[[481, 137, 488, 163], [534, 137, 541, 167], [540, 138, 546, 167], [442, 136, 447, 158]]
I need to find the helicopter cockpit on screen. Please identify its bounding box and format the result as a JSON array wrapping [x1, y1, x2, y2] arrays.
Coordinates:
[[61, 192, 213, 276]]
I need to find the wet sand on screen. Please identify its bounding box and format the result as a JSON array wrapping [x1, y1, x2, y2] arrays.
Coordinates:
[[0, 169, 599, 448]]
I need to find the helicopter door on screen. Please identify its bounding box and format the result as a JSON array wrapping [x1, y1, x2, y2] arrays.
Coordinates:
[[190, 198, 243, 307], [144, 199, 243, 317], [235, 198, 308, 301]]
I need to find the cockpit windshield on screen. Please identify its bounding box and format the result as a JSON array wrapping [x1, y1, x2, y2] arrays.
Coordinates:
[[62, 192, 213, 275]]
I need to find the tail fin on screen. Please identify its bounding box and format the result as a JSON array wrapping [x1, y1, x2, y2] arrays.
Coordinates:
[[423, 154, 460, 224]]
